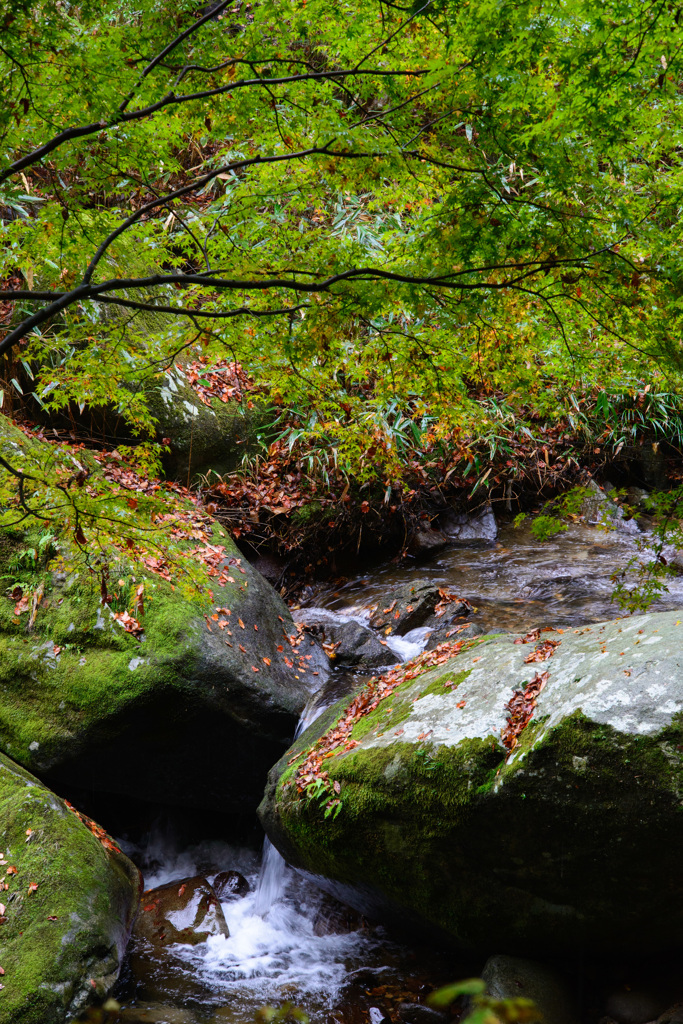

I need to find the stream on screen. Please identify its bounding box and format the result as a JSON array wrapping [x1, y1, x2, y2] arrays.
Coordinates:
[[110, 518, 683, 1024]]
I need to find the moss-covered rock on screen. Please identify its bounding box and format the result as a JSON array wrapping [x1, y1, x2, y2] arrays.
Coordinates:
[[0, 752, 141, 1024], [149, 366, 269, 483], [259, 611, 683, 953], [0, 419, 327, 811], [0, 537, 327, 810]]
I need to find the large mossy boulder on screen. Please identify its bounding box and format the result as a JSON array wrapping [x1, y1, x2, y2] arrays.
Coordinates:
[[260, 609, 683, 953], [148, 364, 269, 483], [0, 529, 326, 814], [0, 752, 141, 1024]]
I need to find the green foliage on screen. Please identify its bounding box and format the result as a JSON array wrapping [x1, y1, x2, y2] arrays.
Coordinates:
[[515, 486, 589, 541], [304, 776, 342, 820], [429, 979, 538, 1024], [256, 1003, 309, 1024], [2, 0, 683, 549], [610, 485, 683, 613]]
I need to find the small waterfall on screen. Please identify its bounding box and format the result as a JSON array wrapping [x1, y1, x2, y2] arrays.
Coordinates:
[[253, 699, 326, 917], [253, 837, 287, 915]]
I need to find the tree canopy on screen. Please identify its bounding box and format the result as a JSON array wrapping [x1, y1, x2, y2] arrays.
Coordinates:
[[1, 0, 683, 569]]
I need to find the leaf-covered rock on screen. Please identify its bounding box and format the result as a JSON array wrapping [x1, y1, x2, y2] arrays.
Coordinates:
[[0, 752, 141, 1024], [0, 419, 327, 812], [259, 610, 683, 953]]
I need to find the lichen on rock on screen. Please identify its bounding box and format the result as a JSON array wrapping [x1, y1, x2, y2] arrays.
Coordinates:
[[259, 610, 683, 953]]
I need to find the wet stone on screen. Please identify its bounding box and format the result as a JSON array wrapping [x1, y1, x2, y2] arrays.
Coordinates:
[[604, 987, 668, 1024], [295, 608, 400, 670], [483, 955, 578, 1024], [424, 621, 484, 651], [397, 1003, 449, 1024], [440, 505, 498, 545], [313, 891, 366, 936], [133, 875, 229, 948], [212, 869, 249, 900], [369, 580, 444, 635]]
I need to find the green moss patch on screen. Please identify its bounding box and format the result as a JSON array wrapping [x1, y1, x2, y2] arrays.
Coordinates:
[[0, 753, 140, 1024]]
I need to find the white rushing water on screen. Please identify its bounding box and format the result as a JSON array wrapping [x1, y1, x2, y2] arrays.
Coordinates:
[[119, 697, 384, 1020], [253, 838, 288, 916], [123, 830, 380, 1020]]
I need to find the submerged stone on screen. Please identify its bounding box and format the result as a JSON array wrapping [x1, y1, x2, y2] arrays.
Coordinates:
[[294, 609, 399, 671], [259, 609, 683, 953]]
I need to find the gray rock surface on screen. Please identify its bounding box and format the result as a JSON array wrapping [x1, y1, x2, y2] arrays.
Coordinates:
[[482, 955, 578, 1024], [408, 523, 449, 557], [424, 621, 484, 651], [149, 364, 268, 483], [260, 608, 683, 952], [295, 608, 399, 671], [440, 506, 498, 544], [368, 581, 471, 634]]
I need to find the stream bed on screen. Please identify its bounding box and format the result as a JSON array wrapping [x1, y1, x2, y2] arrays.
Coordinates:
[[107, 519, 683, 1024], [309, 519, 683, 635]]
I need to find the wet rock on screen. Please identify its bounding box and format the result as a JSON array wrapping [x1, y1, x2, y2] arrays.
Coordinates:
[[260, 608, 683, 953], [0, 752, 141, 1024], [625, 486, 650, 510], [397, 1003, 449, 1024], [313, 891, 366, 936], [482, 955, 578, 1024], [369, 580, 443, 635], [213, 869, 249, 900], [118, 1005, 193, 1024], [582, 481, 640, 534], [133, 875, 229, 948], [440, 505, 498, 545], [295, 609, 399, 670], [408, 523, 449, 557], [604, 988, 667, 1024], [424, 621, 484, 651]]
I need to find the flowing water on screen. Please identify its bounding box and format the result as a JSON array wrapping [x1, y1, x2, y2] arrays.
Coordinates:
[[308, 519, 683, 635], [111, 518, 683, 1023], [115, 830, 458, 1024]]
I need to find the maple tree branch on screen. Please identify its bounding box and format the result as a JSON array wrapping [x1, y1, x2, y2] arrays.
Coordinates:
[[0, 70, 427, 186], [118, 0, 231, 114], [0, 452, 53, 521], [92, 296, 311, 318]]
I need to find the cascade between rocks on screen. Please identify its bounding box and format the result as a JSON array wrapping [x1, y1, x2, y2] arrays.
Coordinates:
[[113, 517, 683, 1023]]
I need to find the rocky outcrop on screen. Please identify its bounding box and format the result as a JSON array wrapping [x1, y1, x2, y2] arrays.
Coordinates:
[[440, 506, 498, 545], [0, 753, 141, 1024], [0, 530, 327, 815], [260, 609, 683, 953], [148, 364, 268, 483]]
